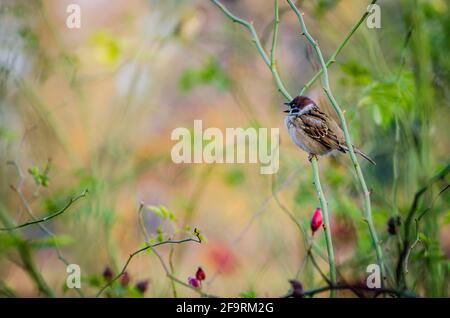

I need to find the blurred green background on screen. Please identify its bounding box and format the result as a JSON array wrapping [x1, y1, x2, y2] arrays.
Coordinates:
[[0, 0, 449, 297]]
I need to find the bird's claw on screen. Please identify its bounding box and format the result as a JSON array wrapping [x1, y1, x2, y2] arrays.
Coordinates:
[[308, 154, 317, 162]]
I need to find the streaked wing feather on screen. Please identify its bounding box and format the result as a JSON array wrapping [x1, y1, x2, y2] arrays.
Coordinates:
[[300, 110, 344, 151]]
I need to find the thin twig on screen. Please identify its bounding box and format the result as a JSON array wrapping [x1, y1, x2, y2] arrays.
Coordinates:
[[0, 189, 88, 231], [311, 156, 336, 296], [270, 0, 292, 100], [6, 157, 85, 297], [10, 185, 86, 297], [0, 207, 55, 297], [96, 234, 204, 297], [403, 183, 450, 275], [168, 246, 178, 298], [210, 0, 291, 100], [396, 163, 450, 285], [294, 284, 417, 298], [299, 0, 378, 95]]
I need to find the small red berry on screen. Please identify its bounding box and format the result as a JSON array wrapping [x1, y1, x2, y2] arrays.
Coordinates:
[[102, 266, 113, 280], [188, 276, 200, 288], [311, 207, 323, 234], [289, 279, 304, 298], [196, 267, 206, 281], [387, 216, 401, 235], [120, 271, 130, 287], [135, 280, 149, 294]]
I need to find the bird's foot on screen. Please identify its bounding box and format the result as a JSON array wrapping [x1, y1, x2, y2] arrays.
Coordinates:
[[308, 154, 318, 162]]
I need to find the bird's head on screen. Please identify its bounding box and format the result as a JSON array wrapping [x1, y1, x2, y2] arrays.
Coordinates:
[[283, 96, 316, 115]]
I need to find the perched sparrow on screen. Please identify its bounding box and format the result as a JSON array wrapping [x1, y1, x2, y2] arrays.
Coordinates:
[[284, 96, 375, 165]]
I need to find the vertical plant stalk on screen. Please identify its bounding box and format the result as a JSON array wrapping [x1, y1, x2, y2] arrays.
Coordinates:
[[210, 0, 337, 293], [311, 156, 337, 296], [392, 117, 400, 217], [286, 0, 386, 285], [272, 1, 336, 294], [269, 0, 291, 101]]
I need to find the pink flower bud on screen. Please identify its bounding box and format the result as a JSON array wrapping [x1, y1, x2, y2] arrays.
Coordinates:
[[196, 267, 206, 281], [310, 207, 323, 234], [120, 271, 130, 287], [188, 276, 200, 288]]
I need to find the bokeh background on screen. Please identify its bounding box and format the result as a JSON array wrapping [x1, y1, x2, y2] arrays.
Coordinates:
[[0, 0, 449, 297]]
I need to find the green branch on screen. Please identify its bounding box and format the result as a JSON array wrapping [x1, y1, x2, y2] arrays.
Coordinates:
[[96, 235, 204, 297], [211, 0, 291, 100], [0, 189, 88, 231], [311, 156, 336, 297], [299, 0, 378, 95], [286, 0, 386, 286], [269, 0, 292, 100]]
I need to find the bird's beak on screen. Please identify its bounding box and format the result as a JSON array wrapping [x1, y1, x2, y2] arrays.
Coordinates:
[[283, 102, 291, 106], [283, 109, 290, 113]]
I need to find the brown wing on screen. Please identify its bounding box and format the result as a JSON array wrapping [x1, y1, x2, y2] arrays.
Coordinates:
[[300, 108, 346, 153]]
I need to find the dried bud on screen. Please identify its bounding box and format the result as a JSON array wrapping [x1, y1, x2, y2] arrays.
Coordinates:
[[387, 216, 401, 235], [196, 267, 206, 281], [102, 266, 113, 280], [311, 207, 323, 234], [120, 271, 130, 287], [188, 276, 200, 289], [289, 279, 304, 298], [135, 280, 149, 294]]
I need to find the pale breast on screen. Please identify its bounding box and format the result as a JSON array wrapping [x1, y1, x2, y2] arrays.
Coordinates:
[[284, 116, 331, 156]]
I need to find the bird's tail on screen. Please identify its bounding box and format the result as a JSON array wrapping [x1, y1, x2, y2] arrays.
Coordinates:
[[354, 147, 376, 165]]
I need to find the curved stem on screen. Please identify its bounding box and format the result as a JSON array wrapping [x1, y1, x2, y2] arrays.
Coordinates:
[[311, 156, 337, 297], [96, 235, 203, 297], [286, 0, 385, 286], [299, 0, 378, 95], [270, 0, 292, 100], [211, 0, 291, 100], [0, 189, 88, 231]]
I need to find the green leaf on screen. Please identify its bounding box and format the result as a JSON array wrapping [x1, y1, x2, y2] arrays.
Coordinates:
[[0, 127, 17, 141], [90, 30, 121, 66], [224, 168, 245, 186], [339, 60, 371, 85], [156, 225, 164, 242], [239, 289, 257, 298], [178, 56, 230, 93], [358, 71, 415, 128], [18, 26, 39, 50], [147, 205, 176, 221], [418, 232, 428, 243], [443, 210, 450, 224], [28, 165, 50, 187], [0, 234, 24, 254]]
